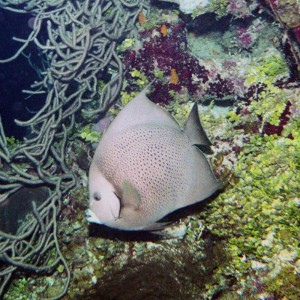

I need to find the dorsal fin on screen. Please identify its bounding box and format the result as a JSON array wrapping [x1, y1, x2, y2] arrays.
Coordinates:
[[103, 87, 180, 141], [184, 103, 211, 147]]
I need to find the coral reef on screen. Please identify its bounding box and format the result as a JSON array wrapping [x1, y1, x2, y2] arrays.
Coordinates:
[[159, 0, 211, 14], [2, 1, 300, 299], [123, 20, 209, 104], [266, 0, 300, 29], [59, 5, 299, 298], [192, 0, 259, 19], [122, 13, 252, 106], [263, 0, 300, 77], [201, 131, 300, 298]]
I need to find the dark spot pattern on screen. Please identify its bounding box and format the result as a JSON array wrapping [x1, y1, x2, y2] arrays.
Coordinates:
[[98, 125, 191, 220]]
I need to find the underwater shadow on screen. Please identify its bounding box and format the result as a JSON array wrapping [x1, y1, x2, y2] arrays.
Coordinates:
[[80, 214, 230, 300], [88, 189, 222, 242], [88, 223, 161, 242], [0, 186, 50, 234]]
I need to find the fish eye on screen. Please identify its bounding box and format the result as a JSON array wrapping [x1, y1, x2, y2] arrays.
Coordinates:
[[93, 193, 101, 201]]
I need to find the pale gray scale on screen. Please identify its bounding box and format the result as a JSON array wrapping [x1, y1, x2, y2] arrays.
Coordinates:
[[100, 125, 191, 215]]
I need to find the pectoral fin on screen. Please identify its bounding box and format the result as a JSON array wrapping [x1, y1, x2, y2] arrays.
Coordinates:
[[121, 180, 141, 210]]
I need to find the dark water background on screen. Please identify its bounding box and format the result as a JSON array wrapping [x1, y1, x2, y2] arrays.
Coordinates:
[[0, 9, 45, 139]]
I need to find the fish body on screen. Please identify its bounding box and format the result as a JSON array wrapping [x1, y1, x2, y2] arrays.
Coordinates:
[[87, 90, 221, 231]]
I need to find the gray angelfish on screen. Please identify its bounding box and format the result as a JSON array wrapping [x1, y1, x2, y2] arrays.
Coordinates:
[[87, 89, 222, 231]]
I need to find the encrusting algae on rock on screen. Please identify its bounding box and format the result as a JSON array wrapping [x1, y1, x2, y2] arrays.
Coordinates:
[[199, 131, 300, 298]]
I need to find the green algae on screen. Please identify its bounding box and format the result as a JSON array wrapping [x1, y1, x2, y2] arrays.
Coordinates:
[[166, 93, 190, 127], [246, 54, 289, 85], [78, 125, 101, 143], [245, 53, 290, 128], [117, 38, 136, 52], [265, 265, 300, 299], [199, 132, 300, 297], [129, 69, 149, 87], [192, 0, 229, 19]]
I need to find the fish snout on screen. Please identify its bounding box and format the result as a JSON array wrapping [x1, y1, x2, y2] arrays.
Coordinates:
[[86, 209, 103, 225]]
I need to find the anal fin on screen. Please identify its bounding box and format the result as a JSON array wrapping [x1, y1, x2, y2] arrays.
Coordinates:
[[141, 221, 172, 232]]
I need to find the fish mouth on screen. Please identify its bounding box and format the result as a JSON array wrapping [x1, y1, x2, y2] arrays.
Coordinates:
[[86, 209, 103, 225]]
